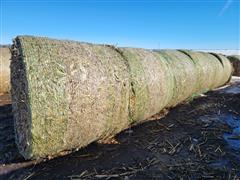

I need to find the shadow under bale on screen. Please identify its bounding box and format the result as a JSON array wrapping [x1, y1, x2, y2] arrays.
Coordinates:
[[1, 81, 240, 179], [0, 104, 22, 164]]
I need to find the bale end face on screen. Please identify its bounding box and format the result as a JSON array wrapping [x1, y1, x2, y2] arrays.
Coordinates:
[[11, 38, 33, 159]]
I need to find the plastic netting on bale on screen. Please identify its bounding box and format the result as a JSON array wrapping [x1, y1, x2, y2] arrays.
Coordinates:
[[228, 55, 240, 76], [11, 36, 233, 159], [209, 53, 232, 84], [11, 36, 131, 159], [0, 47, 11, 94], [156, 50, 198, 107], [120, 48, 173, 123], [178, 50, 232, 92]]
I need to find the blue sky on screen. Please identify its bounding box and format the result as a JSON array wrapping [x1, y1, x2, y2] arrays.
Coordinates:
[[1, 0, 239, 49]]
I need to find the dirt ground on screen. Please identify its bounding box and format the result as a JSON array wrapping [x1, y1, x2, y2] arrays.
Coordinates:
[[0, 78, 240, 180]]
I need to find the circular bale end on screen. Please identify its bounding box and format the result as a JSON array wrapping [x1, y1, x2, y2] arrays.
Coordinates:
[[11, 38, 33, 159]]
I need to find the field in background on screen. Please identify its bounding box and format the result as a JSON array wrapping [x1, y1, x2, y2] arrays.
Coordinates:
[[195, 49, 240, 56]]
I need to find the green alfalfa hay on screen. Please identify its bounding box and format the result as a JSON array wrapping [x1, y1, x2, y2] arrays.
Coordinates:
[[210, 53, 232, 84], [203, 53, 225, 88], [227, 55, 240, 76], [11, 36, 130, 159], [156, 50, 198, 107], [0, 47, 11, 94], [163, 50, 232, 103], [11, 36, 233, 160], [178, 50, 229, 93], [120, 48, 173, 123]]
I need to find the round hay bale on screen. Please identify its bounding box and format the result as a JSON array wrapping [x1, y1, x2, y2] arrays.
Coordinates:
[[0, 47, 11, 94], [227, 55, 240, 76], [178, 50, 229, 94], [11, 36, 130, 159], [209, 53, 233, 85], [180, 50, 215, 92], [202, 53, 225, 89], [120, 48, 173, 122], [156, 50, 198, 106]]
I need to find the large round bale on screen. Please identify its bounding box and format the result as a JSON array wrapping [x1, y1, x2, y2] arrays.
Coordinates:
[[179, 50, 216, 92], [209, 53, 232, 84], [155, 50, 198, 106], [178, 50, 231, 93], [120, 48, 174, 123], [11, 36, 131, 159], [202, 53, 225, 89], [0, 47, 11, 94], [227, 55, 240, 76]]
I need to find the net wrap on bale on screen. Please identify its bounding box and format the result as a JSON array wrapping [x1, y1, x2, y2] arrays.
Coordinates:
[[120, 48, 173, 123], [11, 36, 232, 159], [177, 50, 232, 92], [11, 36, 131, 159]]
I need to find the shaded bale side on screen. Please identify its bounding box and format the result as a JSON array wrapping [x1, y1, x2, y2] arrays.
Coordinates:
[[0, 47, 11, 94], [11, 36, 130, 159], [120, 48, 174, 123], [156, 50, 198, 107], [227, 55, 240, 76]]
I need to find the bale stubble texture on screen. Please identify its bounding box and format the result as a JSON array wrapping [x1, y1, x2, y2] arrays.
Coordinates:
[[228, 55, 240, 76], [0, 47, 11, 94], [11, 36, 232, 159]]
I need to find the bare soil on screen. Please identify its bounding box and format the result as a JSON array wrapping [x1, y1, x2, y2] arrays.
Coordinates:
[[0, 80, 240, 179]]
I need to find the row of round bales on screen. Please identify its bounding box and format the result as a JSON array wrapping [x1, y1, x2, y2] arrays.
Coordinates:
[[10, 36, 232, 159], [2, 48, 239, 97]]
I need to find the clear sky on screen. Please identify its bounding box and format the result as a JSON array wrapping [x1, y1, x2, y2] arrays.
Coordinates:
[[1, 0, 239, 49]]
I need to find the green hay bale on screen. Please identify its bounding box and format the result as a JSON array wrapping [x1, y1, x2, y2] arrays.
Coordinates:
[[11, 36, 130, 159], [203, 53, 225, 89], [120, 48, 174, 122], [209, 53, 233, 85], [156, 50, 198, 106], [178, 50, 231, 93], [0, 47, 11, 94], [11, 36, 233, 160], [179, 50, 215, 92], [227, 55, 240, 76]]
